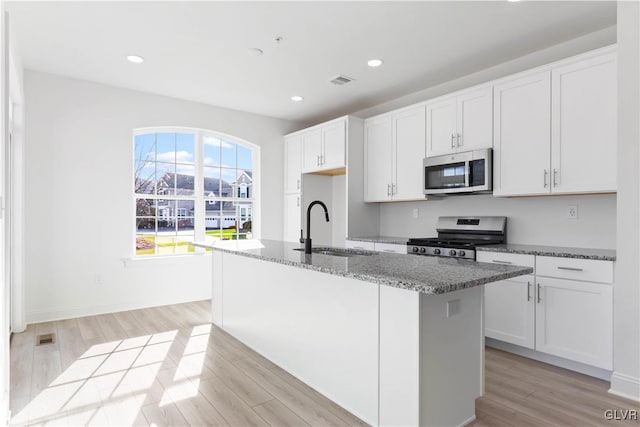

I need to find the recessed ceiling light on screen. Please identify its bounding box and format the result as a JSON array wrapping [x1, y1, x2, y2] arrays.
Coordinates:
[[126, 55, 144, 64], [367, 59, 384, 68], [248, 47, 263, 56], [291, 95, 304, 102]]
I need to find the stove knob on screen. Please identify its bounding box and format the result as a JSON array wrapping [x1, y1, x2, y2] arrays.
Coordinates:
[[420, 247, 427, 253], [449, 250, 457, 256], [412, 246, 419, 253], [434, 248, 441, 255], [459, 250, 466, 257]]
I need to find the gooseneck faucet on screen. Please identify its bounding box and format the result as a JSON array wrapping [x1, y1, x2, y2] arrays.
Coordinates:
[[305, 200, 330, 254]]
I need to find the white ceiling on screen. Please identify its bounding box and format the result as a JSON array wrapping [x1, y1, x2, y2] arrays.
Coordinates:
[[7, 1, 616, 123]]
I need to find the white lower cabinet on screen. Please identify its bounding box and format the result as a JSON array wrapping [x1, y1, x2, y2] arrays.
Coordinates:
[[484, 274, 536, 349], [479, 251, 613, 371], [535, 277, 613, 370]]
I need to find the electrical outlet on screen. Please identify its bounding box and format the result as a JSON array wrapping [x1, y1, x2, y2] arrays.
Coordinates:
[[412, 208, 419, 219], [567, 205, 578, 220], [446, 299, 461, 318]]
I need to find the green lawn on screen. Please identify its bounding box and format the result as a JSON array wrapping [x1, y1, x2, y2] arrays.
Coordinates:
[[136, 229, 248, 256]]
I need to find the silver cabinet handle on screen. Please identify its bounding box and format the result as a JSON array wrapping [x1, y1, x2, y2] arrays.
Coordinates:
[[527, 281, 531, 301], [296, 179, 300, 190], [387, 184, 391, 196], [492, 260, 512, 264], [553, 168, 559, 187], [391, 183, 396, 195], [543, 169, 549, 187], [316, 155, 319, 166], [457, 133, 462, 147], [451, 134, 455, 149], [382, 249, 396, 253], [537, 283, 542, 303], [320, 154, 324, 165], [353, 246, 365, 250], [557, 266, 583, 271], [296, 196, 300, 207]]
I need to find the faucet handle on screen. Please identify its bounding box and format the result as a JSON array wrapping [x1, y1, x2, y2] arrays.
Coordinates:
[[299, 229, 305, 244]]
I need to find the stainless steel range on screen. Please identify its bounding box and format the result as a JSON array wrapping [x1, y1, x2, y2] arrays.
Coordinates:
[[407, 216, 507, 260]]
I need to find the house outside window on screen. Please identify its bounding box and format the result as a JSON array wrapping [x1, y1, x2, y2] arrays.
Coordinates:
[[134, 128, 258, 256]]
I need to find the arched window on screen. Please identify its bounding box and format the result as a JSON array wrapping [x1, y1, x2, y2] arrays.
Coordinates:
[[134, 128, 258, 256]]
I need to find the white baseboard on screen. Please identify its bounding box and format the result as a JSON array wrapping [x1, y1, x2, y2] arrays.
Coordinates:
[[25, 293, 211, 324], [459, 415, 476, 427], [609, 372, 640, 402], [486, 338, 612, 381]]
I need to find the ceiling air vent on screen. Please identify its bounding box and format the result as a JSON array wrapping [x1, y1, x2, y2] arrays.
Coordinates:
[[330, 75, 355, 86]]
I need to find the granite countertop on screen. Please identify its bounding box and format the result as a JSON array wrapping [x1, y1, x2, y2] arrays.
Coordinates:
[[477, 244, 616, 261], [191, 239, 532, 295], [347, 236, 409, 245]]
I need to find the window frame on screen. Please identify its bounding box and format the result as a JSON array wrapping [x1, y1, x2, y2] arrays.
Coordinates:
[[132, 127, 261, 257]]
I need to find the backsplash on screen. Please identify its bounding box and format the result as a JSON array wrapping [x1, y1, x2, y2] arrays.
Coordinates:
[[379, 194, 616, 249]]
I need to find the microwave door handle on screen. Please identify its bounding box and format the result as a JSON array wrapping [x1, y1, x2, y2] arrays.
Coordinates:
[[465, 161, 470, 187]]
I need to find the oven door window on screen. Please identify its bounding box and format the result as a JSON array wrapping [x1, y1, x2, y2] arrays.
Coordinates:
[[425, 162, 466, 189]]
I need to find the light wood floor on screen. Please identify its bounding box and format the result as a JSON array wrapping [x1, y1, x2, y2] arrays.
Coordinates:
[[9, 301, 640, 427]]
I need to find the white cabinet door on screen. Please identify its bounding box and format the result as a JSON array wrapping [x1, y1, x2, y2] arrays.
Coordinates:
[[364, 116, 393, 202], [284, 136, 302, 194], [493, 71, 552, 196], [322, 120, 346, 170], [535, 277, 613, 370], [302, 130, 322, 172], [456, 86, 493, 152], [484, 275, 535, 349], [379, 285, 420, 427], [283, 193, 301, 242], [426, 97, 457, 157], [393, 106, 426, 200], [551, 52, 617, 194]]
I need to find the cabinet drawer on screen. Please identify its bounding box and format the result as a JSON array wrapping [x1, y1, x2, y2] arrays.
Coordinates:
[[375, 243, 407, 254], [476, 252, 535, 270], [536, 256, 613, 283], [345, 240, 375, 251]]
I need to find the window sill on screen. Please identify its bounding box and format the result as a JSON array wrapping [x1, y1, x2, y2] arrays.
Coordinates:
[[122, 252, 210, 268]]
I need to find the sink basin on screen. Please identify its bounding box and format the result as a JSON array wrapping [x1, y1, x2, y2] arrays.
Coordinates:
[[293, 247, 375, 257]]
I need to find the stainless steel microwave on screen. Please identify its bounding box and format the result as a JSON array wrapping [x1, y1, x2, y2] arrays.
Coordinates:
[[423, 148, 492, 195]]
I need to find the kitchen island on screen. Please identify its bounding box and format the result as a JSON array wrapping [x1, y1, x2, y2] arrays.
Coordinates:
[[192, 239, 532, 427]]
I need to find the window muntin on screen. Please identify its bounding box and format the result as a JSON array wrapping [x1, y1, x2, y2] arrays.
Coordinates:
[[134, 130, 255, 256]]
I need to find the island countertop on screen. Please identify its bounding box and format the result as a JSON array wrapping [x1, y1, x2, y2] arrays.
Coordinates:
[[191, 239, 533, 295]]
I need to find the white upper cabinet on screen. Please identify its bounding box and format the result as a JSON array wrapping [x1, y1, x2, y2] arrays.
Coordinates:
[[393, 106, 426, 200], [365, 105, 426, 202], [284, 135, 302, 194], [426, 98, 457, 156], [301, 119, 346, 173], [365, 115, 393, 202], [302, 130, 323, 172], [493, 47, 617, 197], [456, 86, 493, 152], [493, 71, 552, 196], [551, 52, 617, 194], [322, 120, 347, 170], [426, 85, 493, 157]]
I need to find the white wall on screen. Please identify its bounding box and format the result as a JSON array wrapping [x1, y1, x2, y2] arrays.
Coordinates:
[[347, 28, 619, 250], [23, 70, 298, 323], [378, 194, 616, 249], [611, 1, 640, 402]]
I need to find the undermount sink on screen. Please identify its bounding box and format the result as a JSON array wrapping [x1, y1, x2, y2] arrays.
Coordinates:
[[293, 247, 375, 257]]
